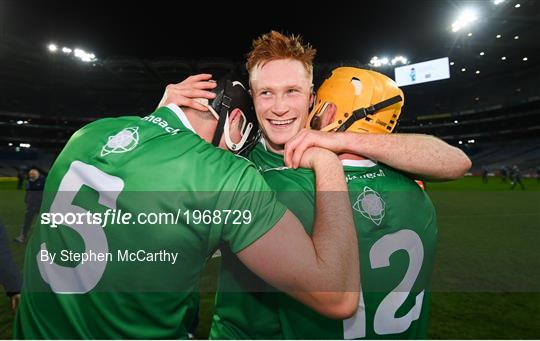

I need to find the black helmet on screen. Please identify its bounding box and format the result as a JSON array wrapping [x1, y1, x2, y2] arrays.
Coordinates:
[[200, 77, 260, 155]]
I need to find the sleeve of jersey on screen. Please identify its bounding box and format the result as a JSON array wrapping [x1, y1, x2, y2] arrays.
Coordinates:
[[221, 165, 287, 254]]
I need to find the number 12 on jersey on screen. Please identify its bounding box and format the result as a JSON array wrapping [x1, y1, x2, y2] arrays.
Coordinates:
[[344, 229, 425, 338]]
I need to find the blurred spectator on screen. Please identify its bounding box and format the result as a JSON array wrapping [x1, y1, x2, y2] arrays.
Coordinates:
[[537, 166, 540, 182], [510, 165, 525, 190], [14, 168, 46, 244], [500, 166, 509, 183], [482, 166, 489, 184], [15, 166, 27, 190], [0, 218, 22, 312]]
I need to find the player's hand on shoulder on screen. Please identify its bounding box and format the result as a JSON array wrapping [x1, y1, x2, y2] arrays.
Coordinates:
[[297, 146, 340, 170], [157, 74, 217, 111], [285, 129, 345, 169]]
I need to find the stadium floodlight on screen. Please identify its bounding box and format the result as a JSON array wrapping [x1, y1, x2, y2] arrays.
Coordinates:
[[45, 42, 98, 61], [454, 120, 459, 124], [480, 51, 485, 56], [451, 9, 478, 32], [515, 3, 521, 8], [391, 56, 408, 65], [8, 143, 13, 146], [467, 32, 473, 37], [74, 48, 85, 58], [371, 55, 409, 68], [476, 70, 481, 74], [450, 61, 455, 65], [74, 48, 97, 62], [514, 35, 519, 39], [523, 57, 528, 61], [458, 141, 463, 144], [370, 56, 391, 67], [461, 68, 466, 72], [493, 0, 505, 4], [496, 34, 502, 38], [19, 143, 31, 148], [369, 56, 382, 67], [16, 120, 23, 125], [501, 56, 507, 60]]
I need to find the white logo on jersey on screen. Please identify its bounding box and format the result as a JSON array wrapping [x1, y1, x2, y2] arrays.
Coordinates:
[[259, 166, 290, 173], [141, 115, 181, 135], [346, 169, 386, 183], [353, 186, 386, 226], [101, 127, 139, 156]]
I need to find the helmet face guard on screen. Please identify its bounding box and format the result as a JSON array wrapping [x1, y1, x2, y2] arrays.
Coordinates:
[[200, 78, 260, 155], [307, 67, 404, 134]]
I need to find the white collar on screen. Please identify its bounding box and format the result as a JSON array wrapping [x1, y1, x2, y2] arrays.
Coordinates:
[[165, 104, 196, 133], [340, 159, 377, 168], [259, 136, 268, 151]]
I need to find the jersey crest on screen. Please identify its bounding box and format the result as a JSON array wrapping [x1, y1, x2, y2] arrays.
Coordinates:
[[101, 127, 139, 156], [353, 186, 386, 226]]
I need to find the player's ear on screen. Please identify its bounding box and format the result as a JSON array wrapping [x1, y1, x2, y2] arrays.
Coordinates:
[[229, 108, 242, 124], [228, 108, 244, 133], [225, 108, 244, 145], [321, 103, 337, 128]]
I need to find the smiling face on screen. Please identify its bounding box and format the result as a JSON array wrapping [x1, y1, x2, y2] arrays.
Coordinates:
[[250, 59, 313, 154]]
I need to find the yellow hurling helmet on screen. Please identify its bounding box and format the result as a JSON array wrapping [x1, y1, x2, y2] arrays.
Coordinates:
[[307, 67, 404, 134]]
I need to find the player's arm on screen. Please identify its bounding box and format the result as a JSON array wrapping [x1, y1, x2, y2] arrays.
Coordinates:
[[284, 129, 471, 181], [237, 147, 359, 320]]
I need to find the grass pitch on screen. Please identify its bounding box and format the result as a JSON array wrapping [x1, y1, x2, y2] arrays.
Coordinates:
[[1, 176, 539, 339]]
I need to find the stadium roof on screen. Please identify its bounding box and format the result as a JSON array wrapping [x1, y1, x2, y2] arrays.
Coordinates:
[[1, 0, 539, 120], [3, 0, 539, 67]]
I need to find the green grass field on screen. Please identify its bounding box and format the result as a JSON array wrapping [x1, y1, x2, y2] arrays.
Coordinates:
[[1, 176, 539, 339]]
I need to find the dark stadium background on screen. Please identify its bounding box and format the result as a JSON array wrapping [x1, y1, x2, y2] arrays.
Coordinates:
[[1, 0, 539, 339]]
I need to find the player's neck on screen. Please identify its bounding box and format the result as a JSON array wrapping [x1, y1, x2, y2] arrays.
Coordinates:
[[263, 139, 285, 155], [184, 108, 216, 144]]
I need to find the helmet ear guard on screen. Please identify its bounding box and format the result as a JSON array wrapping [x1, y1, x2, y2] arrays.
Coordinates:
[[200, 78, 260, 155], [222, 107, 255, 152], [307, 67, 404, 134]]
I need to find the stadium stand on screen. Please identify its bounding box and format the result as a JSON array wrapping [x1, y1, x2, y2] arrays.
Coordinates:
[[1, 34, 539, 176]]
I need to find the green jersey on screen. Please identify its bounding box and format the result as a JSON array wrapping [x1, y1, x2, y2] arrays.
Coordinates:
[[210, 143, 314, 340], [14, 105, 286, 339], [212, 142, 437, 339]]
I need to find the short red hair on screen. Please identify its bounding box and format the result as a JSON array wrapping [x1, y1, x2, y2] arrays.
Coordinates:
[[246, 31, 316, 80]]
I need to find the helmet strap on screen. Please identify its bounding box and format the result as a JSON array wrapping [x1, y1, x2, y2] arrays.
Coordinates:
[[211, 84, 233, 147], [336, 95, 402, 132]]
